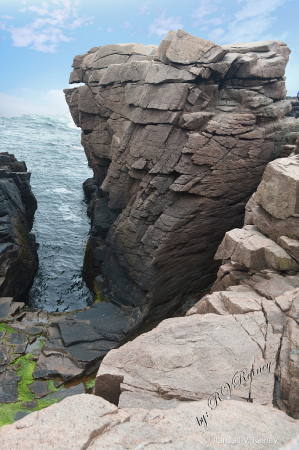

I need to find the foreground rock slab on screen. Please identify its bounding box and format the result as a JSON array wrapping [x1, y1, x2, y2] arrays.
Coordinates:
[[95, 311, 277, 409], [0, 394, 298, 450]]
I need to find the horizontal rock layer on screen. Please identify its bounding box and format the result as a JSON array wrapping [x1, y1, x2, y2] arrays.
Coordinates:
[[65, 30, 299, 320]]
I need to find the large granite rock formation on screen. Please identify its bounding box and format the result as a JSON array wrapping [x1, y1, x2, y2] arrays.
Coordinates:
[[93, 154, 299, 422], [1, 394, 298, 449], [64, 31, 299, 322], [0, 152, 38, 300]]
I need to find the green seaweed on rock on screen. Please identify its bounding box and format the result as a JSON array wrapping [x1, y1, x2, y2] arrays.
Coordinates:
[[0, 323, 15, 335], [0, 354, 64, 428], [86, 378, 96, 389]]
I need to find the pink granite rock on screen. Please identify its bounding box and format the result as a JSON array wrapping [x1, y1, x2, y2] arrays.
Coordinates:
[[1, 394, 298, 450]]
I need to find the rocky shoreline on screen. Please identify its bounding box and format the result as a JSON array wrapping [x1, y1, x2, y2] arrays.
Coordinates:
[[1, 149, 299, 448], [1, 30, 299, 448]]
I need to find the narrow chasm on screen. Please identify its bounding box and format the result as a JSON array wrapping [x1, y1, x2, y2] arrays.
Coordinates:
[[1, 31, 299, 437]]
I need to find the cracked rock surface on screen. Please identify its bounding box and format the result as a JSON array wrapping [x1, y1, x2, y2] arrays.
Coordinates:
[[65, 30, 299, 322], [93, 155, 299, 421], [0, 394, 298, 450]]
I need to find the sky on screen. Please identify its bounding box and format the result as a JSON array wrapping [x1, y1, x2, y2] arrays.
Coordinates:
[[0, 0, 298, 117]]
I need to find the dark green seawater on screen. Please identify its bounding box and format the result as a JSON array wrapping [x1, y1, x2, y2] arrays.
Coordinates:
[[0, 114, 94, 312]]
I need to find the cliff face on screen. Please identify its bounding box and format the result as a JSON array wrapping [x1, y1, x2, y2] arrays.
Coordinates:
[[65, 30, 299, 320], [0, 152, 38, 300], [93, 153, 299, 422]]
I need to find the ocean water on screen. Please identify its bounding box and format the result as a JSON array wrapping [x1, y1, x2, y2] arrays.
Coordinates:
[[0, 114, 94, 312]]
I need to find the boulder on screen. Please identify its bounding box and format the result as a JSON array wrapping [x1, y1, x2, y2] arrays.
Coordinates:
[[165, 29, 227, 64], [95, 312, 276, 409], [215, 225, 299, 271], [254, 156, 299, 220]]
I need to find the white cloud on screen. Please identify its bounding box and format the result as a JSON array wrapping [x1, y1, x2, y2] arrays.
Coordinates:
[[28, 5, 49, 16], [207, 0, 291, 44], [9, 25, 74, 52], [0, 22, 6, 30], [208, 27, 225, 41], [191, 0, 223, 27], [148, 12, 183, 38], [234, 0, 286, 22], [0, 89, 69, 117], [107, 28, 114, 33], [122, 21, 132, 32], [19, 8, 27, 13], [216, 15, 276, 44], [1, 15, 14, 20], [192, 0, 293, 45], [138, 2, 151, 15], [5, 0, 94, 53]]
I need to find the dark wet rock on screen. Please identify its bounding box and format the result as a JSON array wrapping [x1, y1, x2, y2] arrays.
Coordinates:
[[45, 382, 85, 402], [91, 198, 118, 239], [0, 345, 9, 373], [0, 298, 14, 320], [83, 177, 98, 200], [94, 246, 106, 266], [0, 371, 20, 403], [32, 352, 84, 382], [0, 153, 38, 301], [27, 336, 36, 345], [10, 324, 43, 336], [25, 337, 43, 356], [20, 400, 38, 408], [82, 234, 103, 290], [0, 294, 141, 408], [286, 99, 299, 119], [28, 381, 53, 399], [14, 411, 30, 421], [4, 332, 27, 354], [44, 302, 142, 373], [0, 298, 24, 322]]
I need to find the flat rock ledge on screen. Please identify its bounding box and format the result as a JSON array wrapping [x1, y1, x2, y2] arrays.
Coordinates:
[[0, 295, 142, 427], [0, 394, 298, 450], [65, 30, 299, 324]]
